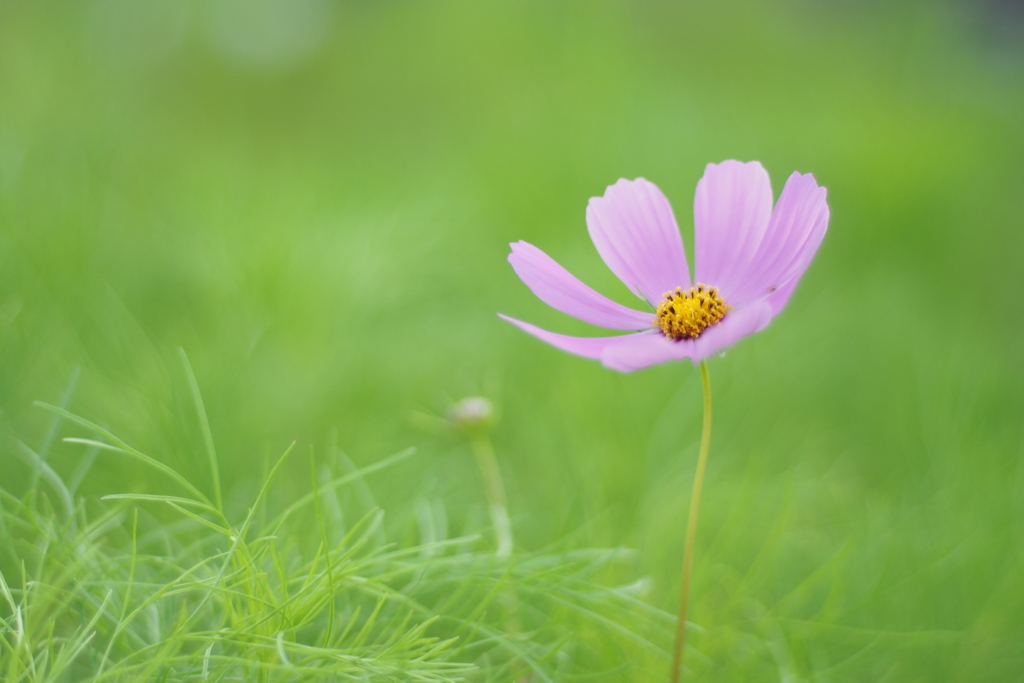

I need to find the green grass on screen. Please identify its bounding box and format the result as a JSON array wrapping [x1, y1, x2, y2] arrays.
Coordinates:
[[2, 0, 1024, 680], [3, 362, 673, 681]]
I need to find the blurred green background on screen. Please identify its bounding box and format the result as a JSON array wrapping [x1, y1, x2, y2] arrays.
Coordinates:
[[2, 0, 1023, 679]]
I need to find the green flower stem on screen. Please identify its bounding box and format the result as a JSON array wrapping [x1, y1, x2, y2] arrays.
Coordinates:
[[670, 359, 713, 682], [470, 434, 513, 557]]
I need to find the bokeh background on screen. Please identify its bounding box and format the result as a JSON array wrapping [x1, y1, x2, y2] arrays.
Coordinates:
[[2, 0, 1023, 679]]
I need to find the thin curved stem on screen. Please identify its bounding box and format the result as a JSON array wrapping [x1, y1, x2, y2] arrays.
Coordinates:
[[470, 435, 514, 557], [670, 359, 712, 683]]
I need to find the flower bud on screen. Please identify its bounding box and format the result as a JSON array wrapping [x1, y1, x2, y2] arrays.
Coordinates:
[[446, 396, 494, 434]]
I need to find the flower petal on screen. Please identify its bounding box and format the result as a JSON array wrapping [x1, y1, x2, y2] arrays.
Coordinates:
[[507, 241, 652, 331], [501, 302, 773, 372], [761, 215, 826, 316], [601, 300, 774, 369], [690, 301, 774, 361], [765, 197, 827, 315], [499, 314, 662, 364], [586, 178, 691, 306], [693, 160, 773, 297], [600, 331, 691, 372], [728, 172, 829, 308], [763, 277, 800, 316]]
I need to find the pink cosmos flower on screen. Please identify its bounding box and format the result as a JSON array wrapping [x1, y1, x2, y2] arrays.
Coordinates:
[[500, 160, 829, 372]]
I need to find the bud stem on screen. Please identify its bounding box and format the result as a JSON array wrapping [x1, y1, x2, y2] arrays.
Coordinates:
[[470, 435, 514, 557]]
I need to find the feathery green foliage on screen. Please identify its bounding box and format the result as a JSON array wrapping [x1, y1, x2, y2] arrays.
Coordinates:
[[1, 369, 673, 681]]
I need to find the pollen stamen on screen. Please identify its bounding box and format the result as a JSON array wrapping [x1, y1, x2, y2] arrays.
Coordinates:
[[654, 284, 731, 340]]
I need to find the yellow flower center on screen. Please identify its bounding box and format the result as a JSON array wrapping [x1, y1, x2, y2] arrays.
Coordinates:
[[654, 284, 731, 340]]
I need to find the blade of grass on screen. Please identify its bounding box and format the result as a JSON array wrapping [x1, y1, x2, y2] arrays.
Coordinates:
[[310, 446, 336, 647], [28, 366, 79, 494], [97, 509, 138, 677], [189, 441, 295, 624], [35, 403, 213, 508], [179, 348, 223, 513], [67, 443, 99, 498], [13, 439, 73, 519], [101, 494, 221, 517], [269, 447, 416, 530]]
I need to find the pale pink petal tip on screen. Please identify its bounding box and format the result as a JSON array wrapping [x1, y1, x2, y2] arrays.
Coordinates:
[[499, 314, 680, 373], [728, 171, 829, 308], [507, 241, 652, 331], [498, 314, 654, 365]]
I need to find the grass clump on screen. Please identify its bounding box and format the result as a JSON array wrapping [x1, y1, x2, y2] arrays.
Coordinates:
[[0, 358, 673, 682]]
